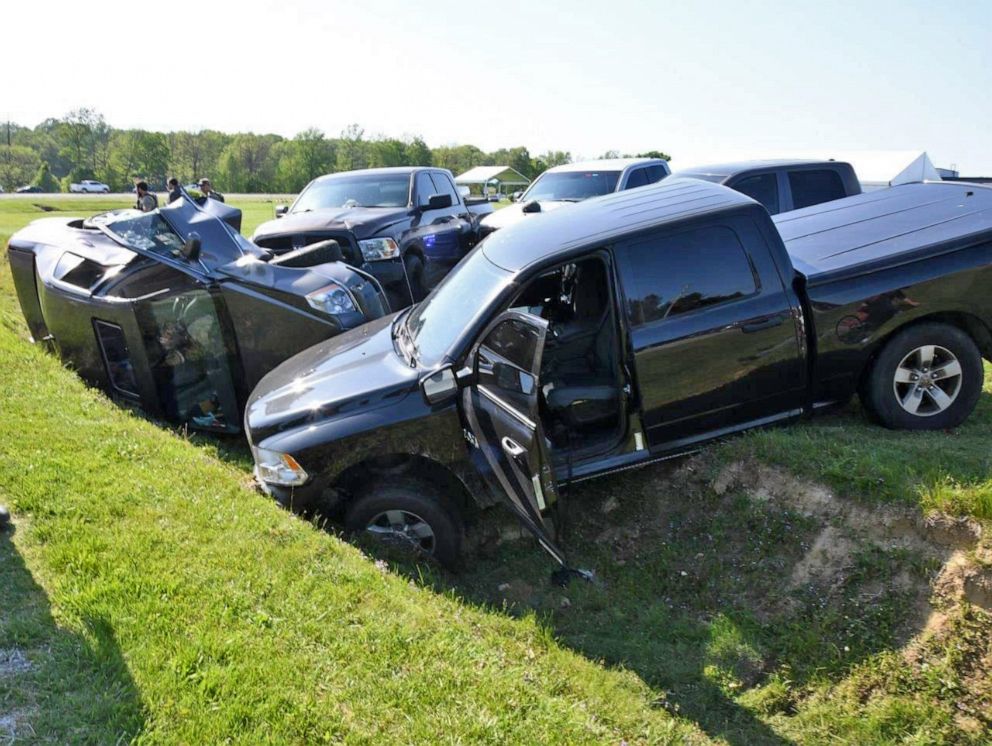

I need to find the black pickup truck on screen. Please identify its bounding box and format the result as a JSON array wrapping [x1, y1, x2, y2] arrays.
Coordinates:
[[244, 178, 992, 569], [252, 167, 493, 308]]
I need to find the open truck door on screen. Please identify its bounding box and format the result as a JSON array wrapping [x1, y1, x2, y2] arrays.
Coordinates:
[[461, 310, 568, 566]]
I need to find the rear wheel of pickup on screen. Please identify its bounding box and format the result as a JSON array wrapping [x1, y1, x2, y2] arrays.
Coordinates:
[[864, 322, 982, 430], [345, 482, 463, 567]]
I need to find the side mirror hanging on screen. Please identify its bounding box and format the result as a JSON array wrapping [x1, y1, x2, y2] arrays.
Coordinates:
[[421, 366, 458, 405], [275, 205, 289, 218]]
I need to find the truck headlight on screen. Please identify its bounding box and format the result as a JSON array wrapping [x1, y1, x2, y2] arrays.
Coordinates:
[[306, 282, 356, 315], [358, 237, 399, 262], [253, 447, 309, 487]]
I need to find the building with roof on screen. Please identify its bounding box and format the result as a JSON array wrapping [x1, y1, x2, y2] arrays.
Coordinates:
[[454, 166, 530, 197]]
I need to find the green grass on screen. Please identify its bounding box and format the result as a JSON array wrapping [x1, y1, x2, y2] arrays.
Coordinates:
[[2, 196, 991, 743]]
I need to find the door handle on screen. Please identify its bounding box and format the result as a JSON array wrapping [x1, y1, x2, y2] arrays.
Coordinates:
[[502, 436, 526, 458], [741, 316, 784, 334]]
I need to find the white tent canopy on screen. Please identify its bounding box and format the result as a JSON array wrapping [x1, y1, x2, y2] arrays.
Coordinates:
[[454, 166, 531, 188]]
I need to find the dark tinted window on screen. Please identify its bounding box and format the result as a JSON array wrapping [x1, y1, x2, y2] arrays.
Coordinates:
[[414, 172, 436, 206], [430, 172, 459, 204], [479, 317, 542, 414], [645, 165, 668, 183], [788, 169, 846, 209], [482, 317, 541, 372], [623, 168, 649, 190], [94, 321, 139, 398], [733, 173, 780, 214], [619, 226, 757, 325]]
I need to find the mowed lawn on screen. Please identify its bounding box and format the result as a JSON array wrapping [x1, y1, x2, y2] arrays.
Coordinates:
[[2, 196, 991, 744]]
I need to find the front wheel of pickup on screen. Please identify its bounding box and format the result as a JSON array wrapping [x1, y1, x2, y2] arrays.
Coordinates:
[[864, 322, 983, 430], [345, 482, 463, 568]]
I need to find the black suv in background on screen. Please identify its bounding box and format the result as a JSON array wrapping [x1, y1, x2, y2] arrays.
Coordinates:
[[674, 159, 861, 214], [252, 167, 493, 308]]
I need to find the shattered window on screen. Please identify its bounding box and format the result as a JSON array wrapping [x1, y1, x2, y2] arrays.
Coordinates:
[[141, 290, 238, 432]]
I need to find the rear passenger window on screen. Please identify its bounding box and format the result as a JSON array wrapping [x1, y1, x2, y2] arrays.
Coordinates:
[[624, 168, 649, 190], [732, 173, 780, 214], [788, 169, 845, 210], [619, 226, 758, 325]]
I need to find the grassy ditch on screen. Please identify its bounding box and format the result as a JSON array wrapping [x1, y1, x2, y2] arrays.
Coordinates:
[[1, 196, 990, 743]]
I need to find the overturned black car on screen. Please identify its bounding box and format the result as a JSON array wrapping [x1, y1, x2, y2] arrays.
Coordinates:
[[7, 195, 389, 433]]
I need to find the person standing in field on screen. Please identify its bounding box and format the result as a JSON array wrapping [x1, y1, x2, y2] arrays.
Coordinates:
[[198, 178, 225, 202], [135, 181, 158, 212], [167, 178, 182, 204]]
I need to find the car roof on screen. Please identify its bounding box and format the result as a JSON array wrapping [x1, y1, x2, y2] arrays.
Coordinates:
[[547, 158, 667, 174], [675, 159, 849, 180], [482, 177, 756, 272], [313, 166, 437, 182]]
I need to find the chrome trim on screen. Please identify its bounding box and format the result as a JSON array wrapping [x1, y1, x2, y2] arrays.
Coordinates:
[[477, 385, 537, 430]]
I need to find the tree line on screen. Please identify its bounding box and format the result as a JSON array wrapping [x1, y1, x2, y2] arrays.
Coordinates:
[[0, 109, 670, 194]]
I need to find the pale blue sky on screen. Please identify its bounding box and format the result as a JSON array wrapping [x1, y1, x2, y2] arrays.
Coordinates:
[[5, 0, 991, 171]]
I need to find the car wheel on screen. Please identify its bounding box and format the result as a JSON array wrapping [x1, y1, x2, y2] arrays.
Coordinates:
[[864, 322, 983, 430], [404, 253, 427, 303], [344, 482, 463, 567]]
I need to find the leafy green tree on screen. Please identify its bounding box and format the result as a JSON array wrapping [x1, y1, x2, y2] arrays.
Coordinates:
[[32, 162, 59, 192], [403, 137, 432, 167], [56, 108, 110, 179], [368, 138, 409, 168], [630, 150, 672, 161], [217, 133, 282, 192], [108, 130, 170, 189], [0, 145, 41, 190], [335, 124, 368, 172]]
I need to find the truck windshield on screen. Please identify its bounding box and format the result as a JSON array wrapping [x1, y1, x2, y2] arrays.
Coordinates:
[[293, 174, 411, 211], [523, 171, 621, 202], [405, 246, 512, 366], [96, 210, 186, 257]]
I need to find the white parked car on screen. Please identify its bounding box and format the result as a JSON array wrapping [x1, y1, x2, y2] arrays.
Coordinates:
[[70, 180, 111, 193], [480, 158, 671, 234]]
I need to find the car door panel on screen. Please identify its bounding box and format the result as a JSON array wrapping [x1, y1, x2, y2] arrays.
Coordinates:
[[616, 217, 806, 448], [461, 310, 566, 564]]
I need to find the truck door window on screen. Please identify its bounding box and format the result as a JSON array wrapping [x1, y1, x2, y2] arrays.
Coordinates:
[[415, 172, 436, 206], [732, 173, 779, 214], [624, 168, 649, 190], [788, 169, 846, 209], [645, 165, 668, 184], [619, 226, 758, 325], [430, 173, 460, 205]]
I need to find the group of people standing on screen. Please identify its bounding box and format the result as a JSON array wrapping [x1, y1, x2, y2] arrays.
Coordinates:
[[135, 178, 225, 212]]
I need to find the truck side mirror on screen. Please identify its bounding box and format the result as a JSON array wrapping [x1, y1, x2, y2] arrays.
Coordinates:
[[423, 193, 453, 211], [275, 205, 289, 218], [421, 366, 458, 405], [181, 232, 202, 261], [521, 200, 542, 214]]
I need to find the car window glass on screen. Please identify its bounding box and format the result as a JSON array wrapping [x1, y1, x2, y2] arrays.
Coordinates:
[[478, 317, 542, 414], [788, 169, 846, 209], [618, 226, 758, 325], [624, 168, 649, 190], [733, 173, 780, 214], [103, 212, 185, 257], [646, 165, 667, 183], [430, 172, 459, 204], [415, 172, 436, 206], [94, 321, 140, 398]]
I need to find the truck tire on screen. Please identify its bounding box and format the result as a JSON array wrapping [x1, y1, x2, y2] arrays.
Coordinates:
[[864, 322, 983, 430], [404, 253, 427, 302], [345, 482, 463, 567]]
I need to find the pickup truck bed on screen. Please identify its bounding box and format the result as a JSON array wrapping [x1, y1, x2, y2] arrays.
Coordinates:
[[778, 182, 992, 284]]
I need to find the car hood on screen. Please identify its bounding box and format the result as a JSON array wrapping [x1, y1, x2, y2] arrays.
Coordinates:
[[253, 206, 410, 241], [480, 201, 572, 231], [246, 312, 419, 442]]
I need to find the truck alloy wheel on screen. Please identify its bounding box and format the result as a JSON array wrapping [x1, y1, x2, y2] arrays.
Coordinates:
[[344, 484, 463, 567], [865, 322, 982, 430], [892, 344, 962, 416], [364, 509, 436, 554]]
